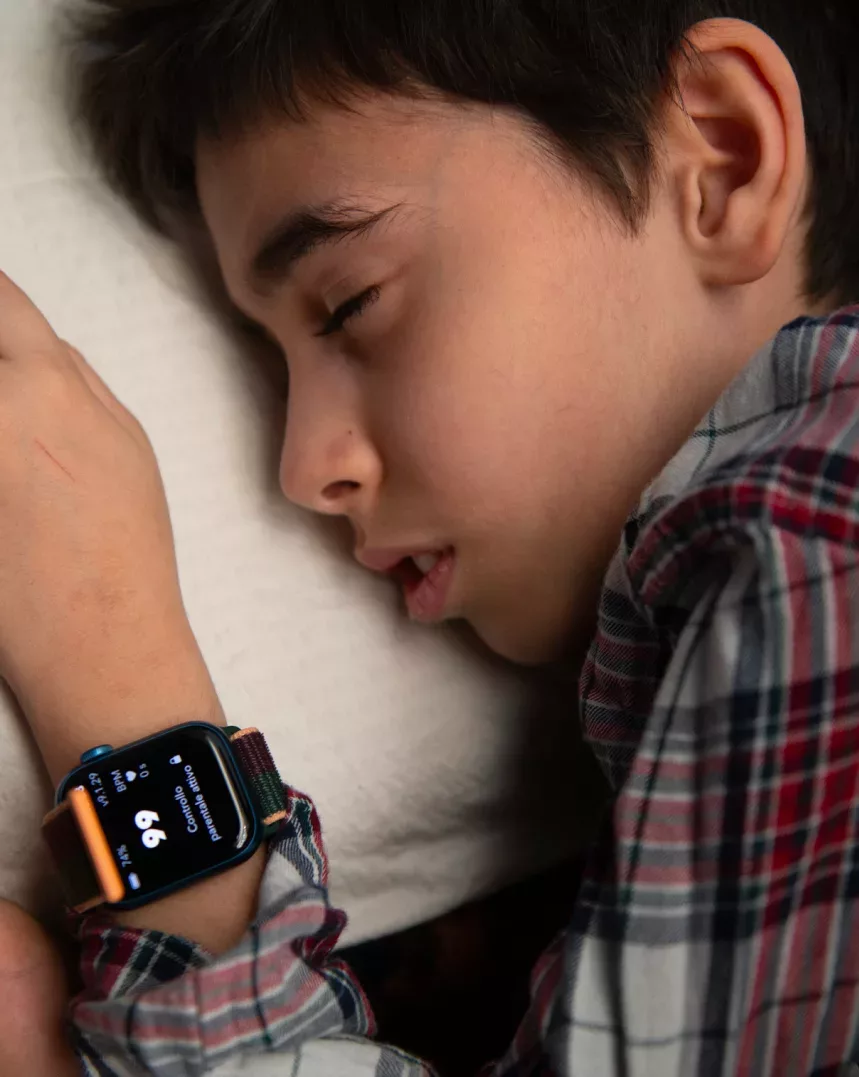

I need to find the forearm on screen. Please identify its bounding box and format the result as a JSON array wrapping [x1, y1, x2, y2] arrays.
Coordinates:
[[18, 611, 265, 955]]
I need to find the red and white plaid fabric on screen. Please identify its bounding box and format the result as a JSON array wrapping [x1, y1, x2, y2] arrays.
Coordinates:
[[73, 308, 859, 1077]]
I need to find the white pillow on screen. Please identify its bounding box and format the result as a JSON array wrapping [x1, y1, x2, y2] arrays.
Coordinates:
[[0, 0, 594, 945]]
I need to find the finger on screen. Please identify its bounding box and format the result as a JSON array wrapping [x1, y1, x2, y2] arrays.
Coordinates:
[[0, 272, 61, 359]]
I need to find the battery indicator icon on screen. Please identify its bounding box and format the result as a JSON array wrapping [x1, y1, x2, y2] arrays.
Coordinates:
[[128, 873, 141, 891]]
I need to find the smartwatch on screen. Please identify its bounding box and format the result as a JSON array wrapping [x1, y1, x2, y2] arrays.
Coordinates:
[[41, 722, 286, 913]]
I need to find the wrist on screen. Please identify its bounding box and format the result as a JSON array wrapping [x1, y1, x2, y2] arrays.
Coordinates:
[[16, 623, 224, 786], [112, 848, 268, 954], [51, 719, 270, 954]]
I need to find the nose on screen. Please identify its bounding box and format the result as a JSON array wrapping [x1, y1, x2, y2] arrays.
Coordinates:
[[278, 392, 381, 518]]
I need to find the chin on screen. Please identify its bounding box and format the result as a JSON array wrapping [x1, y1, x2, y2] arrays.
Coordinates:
[[471, 614, 567, 668]]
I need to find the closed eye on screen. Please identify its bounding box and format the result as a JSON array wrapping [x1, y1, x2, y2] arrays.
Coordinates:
[[316, 285, 381, 338]]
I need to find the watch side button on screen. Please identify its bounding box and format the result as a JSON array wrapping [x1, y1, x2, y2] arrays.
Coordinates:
[[80, 745, 114, 764]]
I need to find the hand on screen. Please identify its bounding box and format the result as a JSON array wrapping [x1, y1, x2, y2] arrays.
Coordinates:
[[0, 272, 206, 776], [0, 901, 78, 1077]]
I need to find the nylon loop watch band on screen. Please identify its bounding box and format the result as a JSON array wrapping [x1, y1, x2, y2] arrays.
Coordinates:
[[43, 789, 123, 913], [224, 726, 287, 835]]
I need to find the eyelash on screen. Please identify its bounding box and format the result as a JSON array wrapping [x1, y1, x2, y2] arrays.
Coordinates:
[[316, 285, 381, 338]]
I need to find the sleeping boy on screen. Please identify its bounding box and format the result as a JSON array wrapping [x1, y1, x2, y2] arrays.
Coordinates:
[[0, 0, 858, 1073]]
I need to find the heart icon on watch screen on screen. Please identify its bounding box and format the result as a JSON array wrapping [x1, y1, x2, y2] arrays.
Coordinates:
[[125, 771, 137, 782]]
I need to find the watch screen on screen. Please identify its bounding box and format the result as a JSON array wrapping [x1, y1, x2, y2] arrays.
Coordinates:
[[59, 725, 254, 904]]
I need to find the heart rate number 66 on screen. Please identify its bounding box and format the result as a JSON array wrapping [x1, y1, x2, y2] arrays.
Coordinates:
[[134, 809, 167, 849]]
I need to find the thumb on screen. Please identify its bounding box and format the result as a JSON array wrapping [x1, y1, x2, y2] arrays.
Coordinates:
[[62, 340, 147, 437], [0, 272, 61, 360]]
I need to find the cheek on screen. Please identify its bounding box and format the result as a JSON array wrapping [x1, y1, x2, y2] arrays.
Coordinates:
[[376, 277, 607, 476], [367, 311, 589, 529], [365, 201, 652, 529]]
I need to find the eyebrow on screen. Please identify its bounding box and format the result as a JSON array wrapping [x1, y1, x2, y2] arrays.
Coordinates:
[[246, 201, 402, 296]]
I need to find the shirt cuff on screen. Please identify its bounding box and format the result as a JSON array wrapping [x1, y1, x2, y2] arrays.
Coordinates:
[[70, 786, 376, 1073]]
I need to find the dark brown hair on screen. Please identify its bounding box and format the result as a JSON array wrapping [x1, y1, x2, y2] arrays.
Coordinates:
[[70, 0, 859, 304]]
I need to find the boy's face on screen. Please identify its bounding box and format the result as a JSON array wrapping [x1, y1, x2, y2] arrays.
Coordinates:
[[197, 93, 760, 664]]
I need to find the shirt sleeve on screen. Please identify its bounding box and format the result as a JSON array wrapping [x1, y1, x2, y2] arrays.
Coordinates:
[[564, 505, 859, 1076], [71, 498, 859, 1075], [70, 786, 435, 1077]]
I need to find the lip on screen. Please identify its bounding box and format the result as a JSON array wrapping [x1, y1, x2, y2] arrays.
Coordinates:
[[402, 548, 456, 623], [356, 547, 431, 573], [356, 545, 457, 624]]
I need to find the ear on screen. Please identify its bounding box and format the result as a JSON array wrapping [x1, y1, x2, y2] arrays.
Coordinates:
[[660, 18, 807, 287]]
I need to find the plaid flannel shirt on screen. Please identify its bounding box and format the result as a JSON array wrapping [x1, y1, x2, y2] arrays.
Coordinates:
[[73, 306, 859, 1077]]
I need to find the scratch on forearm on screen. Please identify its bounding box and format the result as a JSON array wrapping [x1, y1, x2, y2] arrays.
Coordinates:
[[34, 439, 76, 482]]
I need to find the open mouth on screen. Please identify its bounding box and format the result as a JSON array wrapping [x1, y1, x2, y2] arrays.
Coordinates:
[[391, 550, 444, 583], [391, 548, 456, 623]]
